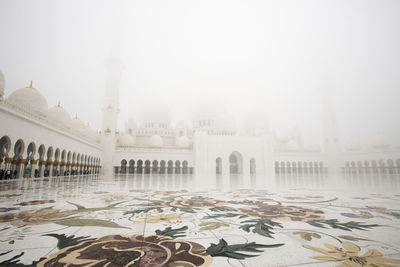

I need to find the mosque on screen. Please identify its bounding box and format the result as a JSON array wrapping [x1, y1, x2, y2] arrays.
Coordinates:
[[0, 62, 399, 187]]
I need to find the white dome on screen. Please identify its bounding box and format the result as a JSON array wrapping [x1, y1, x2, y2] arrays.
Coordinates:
[[286, 139, 299, 151], [346, 138, 362, 151], [149, 134, 163, 148], [214, 113, 236, 133], [177, 135, 190, 148], [85, 124, 97, 139], [47, 103, 71, 128], [7, 83, 48, 116], [71, 115, 87, 136], [192, 98, 226, 125], [142, 104, 171, 128], [372, 133, 389, 149], [118, 133, 135, 146]]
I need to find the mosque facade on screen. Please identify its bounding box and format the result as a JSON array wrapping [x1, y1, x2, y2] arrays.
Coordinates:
[[1, 63, 399, 186]]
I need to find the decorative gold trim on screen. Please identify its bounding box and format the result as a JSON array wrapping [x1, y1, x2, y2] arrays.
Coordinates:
[[31, 160, 38, 164], [39, 161, 46, 165]]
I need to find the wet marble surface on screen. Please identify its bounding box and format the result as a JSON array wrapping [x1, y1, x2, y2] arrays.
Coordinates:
[[0, 174, 400, 266]]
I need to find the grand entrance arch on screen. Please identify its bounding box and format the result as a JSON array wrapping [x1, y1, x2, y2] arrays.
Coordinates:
[[229, 151, 243, 174]]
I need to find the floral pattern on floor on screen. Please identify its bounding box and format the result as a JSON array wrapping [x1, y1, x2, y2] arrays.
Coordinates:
[[0, 176, 400, 266]]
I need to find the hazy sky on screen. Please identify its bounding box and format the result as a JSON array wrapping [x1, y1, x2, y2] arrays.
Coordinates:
[[1, 0, 399, 147]]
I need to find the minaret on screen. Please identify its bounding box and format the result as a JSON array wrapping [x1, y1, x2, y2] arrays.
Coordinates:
[[322, 87, 341, 175], [101, 59, 124, 175], [101, 2, 124, 175]]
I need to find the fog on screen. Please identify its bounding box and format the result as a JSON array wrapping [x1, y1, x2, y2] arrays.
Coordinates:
[[1, 0, 400, 146]]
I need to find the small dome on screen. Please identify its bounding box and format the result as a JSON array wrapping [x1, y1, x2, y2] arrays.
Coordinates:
[[346, 138, 362, 151], [71, 115, 87, 136], [286, 139, 299, 151], [7, 82, 48, 116], [47, 102, 71, 128], [372, 133, 389, 149], [85, 124, 97, 139], [149, 134, 163, 148], [177, 135, 190, 148], [118, 133, 135, 146], [214, 113, 236, 133]]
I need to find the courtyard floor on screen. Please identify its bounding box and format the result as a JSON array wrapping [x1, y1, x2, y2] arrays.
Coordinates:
[[0, 175, 400, 266]]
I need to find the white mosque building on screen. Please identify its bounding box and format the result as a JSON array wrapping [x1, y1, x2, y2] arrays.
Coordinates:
[[1, 62, 399, 187]]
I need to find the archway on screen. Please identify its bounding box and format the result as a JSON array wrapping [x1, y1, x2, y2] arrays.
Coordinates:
[[129, 160, 135, 174], [25, 142, 36, 178], [137, 160, 143, 174], [250, 158, 256, 174], [144, 160, 151, 174], [216, 158, 222, 174], [229, 151, 242, 174], [167, 160, 173, 174], [175, 161, 181, 174], [152, 160, 159, 173], [121, 159, 127, 174], [0, 136, 11, 171], [182, 160, 188, 174], [160, 160, 166, 174]]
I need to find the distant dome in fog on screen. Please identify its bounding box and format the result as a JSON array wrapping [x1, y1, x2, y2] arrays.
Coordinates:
[[48, 102, 71, 127], [192, 98, 226, 120], [118, 133, 135, 146], [214, 113, 236, 133], [372, 133, 389, 149], [142, 104, 171, 127], [149, 134, 163, 148], [346, 138, 362, 151]]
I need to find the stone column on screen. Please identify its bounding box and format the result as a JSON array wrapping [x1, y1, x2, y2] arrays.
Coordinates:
[[5, 157, 13, 171], [16, 159, 26, 179], [30, 160, 37, 178], [48, 162, 54, 177], [39, 161, 45, 177]]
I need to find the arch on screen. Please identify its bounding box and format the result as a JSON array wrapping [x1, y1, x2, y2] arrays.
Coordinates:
[[175, 160, 181, 174], [229, 151, 243, 174], [160, 160, 166, 174], [250, 158, 256, 174], [0, 136, 11, 158], [274, 161, 279, 174], [216, 158, 222, 174], [121, 159, 127, 174], [387, 159, 395, 174], [167, 160, 173, 174], [152, 160, 158, 173], [137, 160, 143, 174], [182, 160, 188, 174], [24, 142, 36, 178], [14, 139, 25, 159], [54, 148, 61, 163], [129, 159, 135, 174], [144, 160, 151, 174]]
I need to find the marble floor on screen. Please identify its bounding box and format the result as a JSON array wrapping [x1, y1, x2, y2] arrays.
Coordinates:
[[0, 174, 400, 266]]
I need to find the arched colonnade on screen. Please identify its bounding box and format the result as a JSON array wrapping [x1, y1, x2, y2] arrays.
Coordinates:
[[0, 135, 101, 179]]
